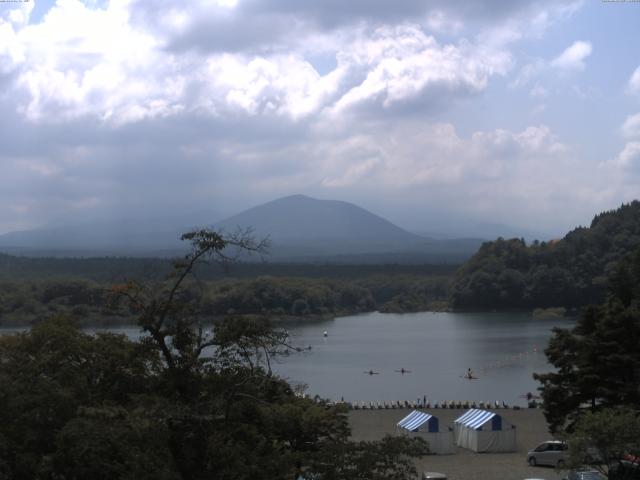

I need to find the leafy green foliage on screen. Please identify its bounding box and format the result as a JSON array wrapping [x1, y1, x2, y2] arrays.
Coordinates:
[[0, 317, 162, 479], [565, 407, 640, 478], [0, 275, 451, 327], [0, 229, 429, 479], [535, 248, 640, 432], [451, 201, 640, 309]]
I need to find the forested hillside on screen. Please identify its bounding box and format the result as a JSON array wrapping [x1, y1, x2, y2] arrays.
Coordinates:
[[0, 274, 451, 326], [450, 201, 640, 309]]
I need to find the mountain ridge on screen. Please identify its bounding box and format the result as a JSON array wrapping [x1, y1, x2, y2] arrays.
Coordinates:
[[0, 194, 483, 261]]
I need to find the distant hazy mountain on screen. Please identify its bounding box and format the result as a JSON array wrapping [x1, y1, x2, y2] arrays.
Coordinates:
[[0, 212, 219, 257], [0, 195, 484, 262], [414, 221, 553, 243], [217, 194, 419, 243], [215, 194, 483, 261]]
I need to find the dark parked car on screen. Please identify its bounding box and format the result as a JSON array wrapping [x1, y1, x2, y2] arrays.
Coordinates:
[[609, 458, 640, 480]]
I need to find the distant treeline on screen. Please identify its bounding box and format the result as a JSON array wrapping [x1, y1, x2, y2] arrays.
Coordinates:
[[450, 201, 640, 309], [0, 274, 452, 327], [0, 253, 455, 282]]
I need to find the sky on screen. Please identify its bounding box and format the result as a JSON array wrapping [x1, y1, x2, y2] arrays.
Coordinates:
[[1, 0, 640, 237]]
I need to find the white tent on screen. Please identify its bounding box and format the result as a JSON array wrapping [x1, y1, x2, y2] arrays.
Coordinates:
[[453, 409, 516, 453], [396, 410, 455, 455]]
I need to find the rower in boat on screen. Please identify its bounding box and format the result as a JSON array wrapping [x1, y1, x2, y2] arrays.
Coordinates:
[[463, 368, 478, 380], [394, 368, 411, 374]]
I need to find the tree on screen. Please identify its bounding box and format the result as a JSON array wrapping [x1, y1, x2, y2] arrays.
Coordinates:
[[535, 249, 640, 433], [0, 228, 429, 480], [0, 316, 161, 479], [564, 407, 640, 478], [111, 229, 429, 479]]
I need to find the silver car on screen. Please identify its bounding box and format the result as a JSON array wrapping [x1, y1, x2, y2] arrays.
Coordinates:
[[527, 440, 569, 468]]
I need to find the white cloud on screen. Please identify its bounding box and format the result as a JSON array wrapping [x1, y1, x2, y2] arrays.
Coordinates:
[[510, 39, 591, 89], [622, 112, 640, 139], [551, 40, 592, 70], [331, 25, 511, 113], [2, 4, 513, 125], [509, 60, 545, 88], [629, 66, 640, 96], [607, 142, 640, 171], [0, 0, 625, 236], [301, 123, 570, 191]]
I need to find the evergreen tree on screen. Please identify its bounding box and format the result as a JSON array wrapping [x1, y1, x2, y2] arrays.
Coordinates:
[[535, 248, 640, 432]]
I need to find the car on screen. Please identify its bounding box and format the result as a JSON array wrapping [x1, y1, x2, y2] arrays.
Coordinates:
[[527, 440, 569, 468], [609, 458, 640, 480], [562, 466, 606, 480]]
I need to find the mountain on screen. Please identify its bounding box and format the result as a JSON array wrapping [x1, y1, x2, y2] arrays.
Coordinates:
[[0, 195, 484, 262], [0, 212, 220, 257], [216, 194, 420, 249], [414, 221, 553, 242], [450, 201, 640, 309], [214, 194, 483, 261]]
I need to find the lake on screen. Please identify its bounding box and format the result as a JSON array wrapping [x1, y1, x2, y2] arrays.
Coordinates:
[[270, 311, 572, 406], [0, 311, 572, 406]]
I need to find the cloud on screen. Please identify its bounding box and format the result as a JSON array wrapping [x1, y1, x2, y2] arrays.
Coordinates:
[[1, 1, 513, 125], [608, 142, 640, 171], [629, 66, 640, 96], [0, 0, 620, 236], [329, 26, 511, 114], [510, 39, 591, 88], [286, 122, 571, 192], [622, 112, 640, 139], [551, 40, 592, 70]]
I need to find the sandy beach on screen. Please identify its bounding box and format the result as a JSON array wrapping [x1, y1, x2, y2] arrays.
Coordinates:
[[349, 407, 565, 480]]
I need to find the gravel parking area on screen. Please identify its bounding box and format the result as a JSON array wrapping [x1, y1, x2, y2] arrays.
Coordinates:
[[349, 408, 565, 480]]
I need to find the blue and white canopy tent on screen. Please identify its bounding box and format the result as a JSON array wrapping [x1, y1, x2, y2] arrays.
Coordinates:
[[396, 410, 454, 455], [453, 409, 516, 453]]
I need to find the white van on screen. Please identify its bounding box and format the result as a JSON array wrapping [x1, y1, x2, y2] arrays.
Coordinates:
[[527, 440, 569, 468]]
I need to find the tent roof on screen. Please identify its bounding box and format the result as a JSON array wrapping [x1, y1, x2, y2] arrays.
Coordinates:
[[454, 409, 496, 430], [397, 410, 433, 431]]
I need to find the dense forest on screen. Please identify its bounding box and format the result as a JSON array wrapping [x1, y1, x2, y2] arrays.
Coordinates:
[[0, 274, 451, 327], [450, 201, 640, 309], [5, 201, 640, 324]]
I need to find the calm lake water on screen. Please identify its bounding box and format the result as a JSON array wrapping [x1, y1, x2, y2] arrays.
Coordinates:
[[270, 311, 572, 406], [0, 311, 572, 406]]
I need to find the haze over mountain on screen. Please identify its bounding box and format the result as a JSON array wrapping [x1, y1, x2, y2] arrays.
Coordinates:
[[217, 194, 419, 243], [414, 221, 554, 243], [0, 211, 221, 257], [215, 194, 483, 261], [0, 194, 486, 262]]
